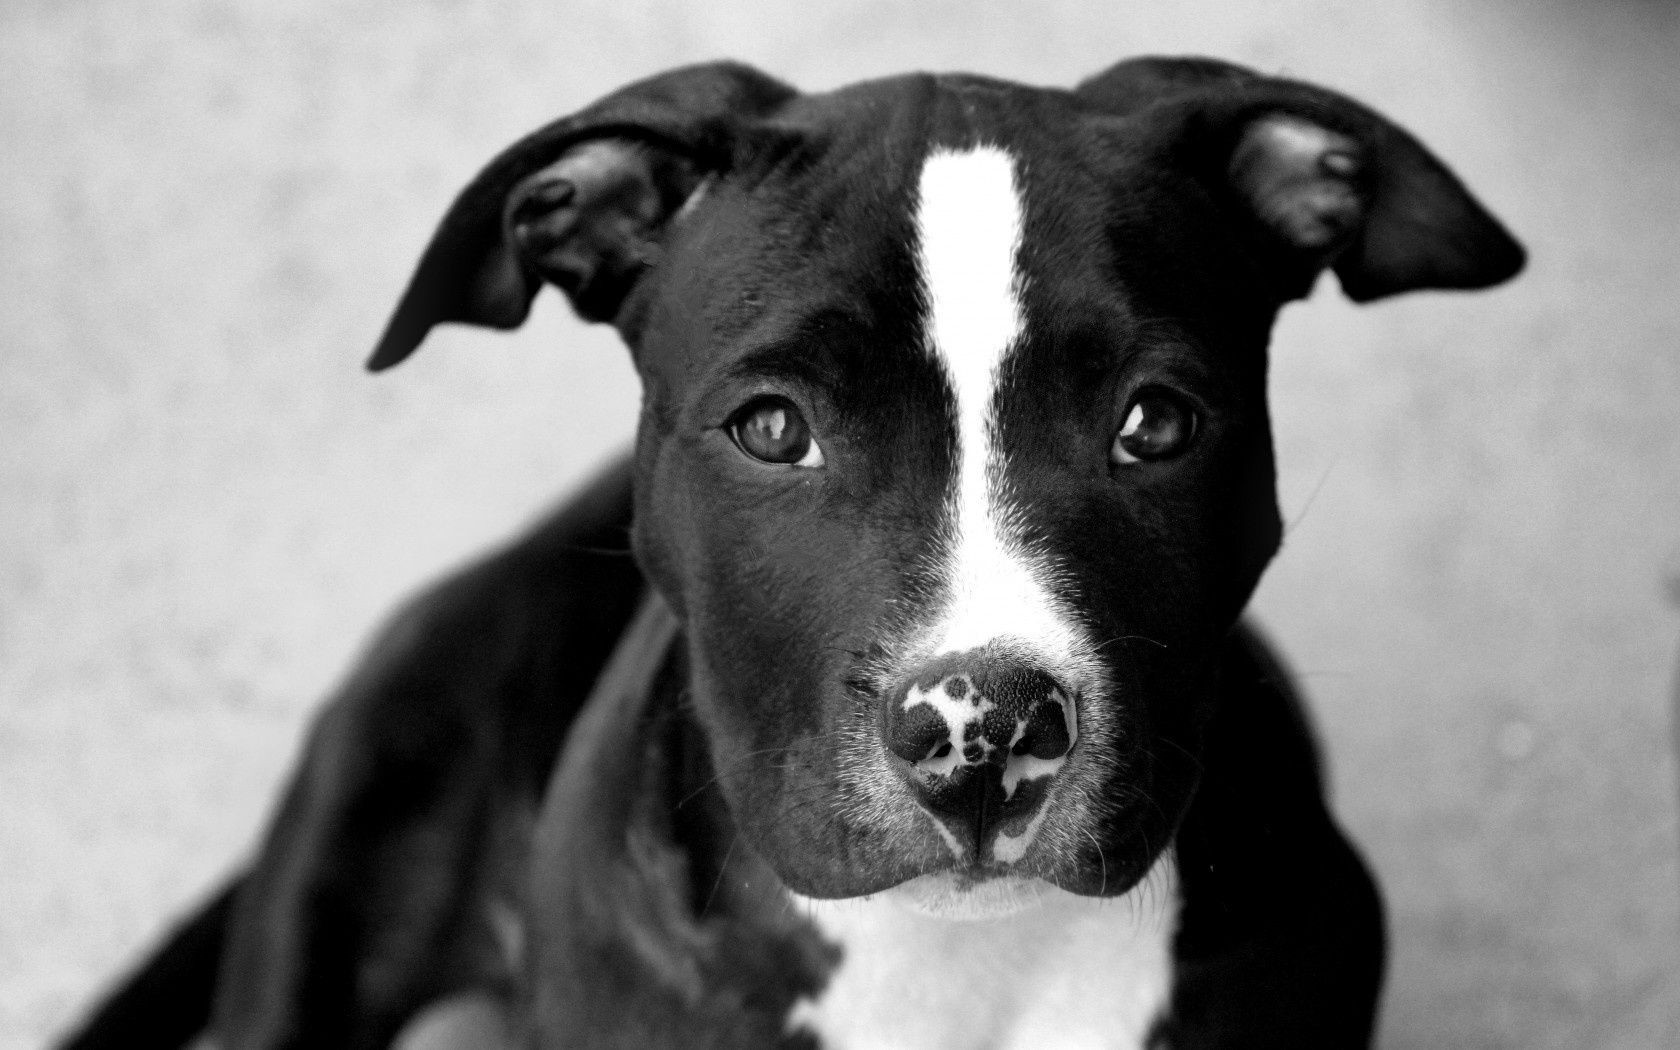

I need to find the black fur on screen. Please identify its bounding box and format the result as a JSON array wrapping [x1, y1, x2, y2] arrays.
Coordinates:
[[62, 55, 1520, 1049]]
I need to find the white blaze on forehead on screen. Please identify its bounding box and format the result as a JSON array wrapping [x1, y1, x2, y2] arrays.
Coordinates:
[[913, 146, 1088, 669]]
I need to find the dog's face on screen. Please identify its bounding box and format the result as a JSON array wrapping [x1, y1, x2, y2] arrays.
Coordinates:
[[372, 59, 1521, 902], [625, 87, 1289, 900]]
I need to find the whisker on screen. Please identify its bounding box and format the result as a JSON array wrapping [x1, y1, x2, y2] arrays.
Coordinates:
[[675, 744, 804, 809], [1154, 734, 1206, 778], [699, 832, 741, 919], [1081, 826, 1109, 897], [1092, 633, 1169, 652], [1283, 456, 1340, 540]]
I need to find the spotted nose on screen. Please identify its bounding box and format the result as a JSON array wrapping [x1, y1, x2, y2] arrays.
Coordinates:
[[881, 648, 1076, 855]]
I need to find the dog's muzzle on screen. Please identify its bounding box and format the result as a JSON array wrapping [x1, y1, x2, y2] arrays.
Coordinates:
[[879, 645, 1077, 863]]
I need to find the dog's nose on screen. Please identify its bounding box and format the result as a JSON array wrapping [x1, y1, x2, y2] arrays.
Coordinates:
[[881, 648, 1076, 857]]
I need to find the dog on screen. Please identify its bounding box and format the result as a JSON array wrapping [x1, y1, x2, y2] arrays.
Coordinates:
[[61, 55, 1523, 1049]]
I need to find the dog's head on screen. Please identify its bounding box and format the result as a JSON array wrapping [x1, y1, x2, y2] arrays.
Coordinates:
[[371, 57, 1521, 904]]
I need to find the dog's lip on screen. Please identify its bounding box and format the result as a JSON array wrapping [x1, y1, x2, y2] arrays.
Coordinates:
[[870, 871, 1067, 920], [898, 843, 1055, 888], [914, 855, 1013, 883]]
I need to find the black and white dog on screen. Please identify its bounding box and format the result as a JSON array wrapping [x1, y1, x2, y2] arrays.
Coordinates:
[[63, 55, 1522, 1049]]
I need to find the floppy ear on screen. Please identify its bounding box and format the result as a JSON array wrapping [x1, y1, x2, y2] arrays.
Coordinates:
[[1076, 56, 1525, 302], [367, 61, 796, 371]]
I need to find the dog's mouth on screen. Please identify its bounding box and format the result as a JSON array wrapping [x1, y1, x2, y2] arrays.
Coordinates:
[[894, 772, 1168, 899], [728, 689, 1174, 902], [701, 744, 1176, 907], [687, 630, 1188, 903], [870, 871, 1065, 920]]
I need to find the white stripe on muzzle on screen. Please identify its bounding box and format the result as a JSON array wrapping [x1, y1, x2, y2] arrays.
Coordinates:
[[912, 146, 1091, 677]]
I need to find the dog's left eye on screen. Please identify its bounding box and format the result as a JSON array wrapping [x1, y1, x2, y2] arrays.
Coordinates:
[[728, 397, 825, 468], [1111, 387, 1197, 465]]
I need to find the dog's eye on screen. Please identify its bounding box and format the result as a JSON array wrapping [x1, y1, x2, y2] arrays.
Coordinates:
[[1112, 388, 1197, 465], [728, 397, 825, 467]]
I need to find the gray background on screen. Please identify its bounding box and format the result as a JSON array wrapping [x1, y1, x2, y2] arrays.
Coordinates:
[[4, 0, 1678, 1046]]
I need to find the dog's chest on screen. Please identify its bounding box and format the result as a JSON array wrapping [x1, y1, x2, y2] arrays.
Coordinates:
[[785, 867, 1179, 1050]]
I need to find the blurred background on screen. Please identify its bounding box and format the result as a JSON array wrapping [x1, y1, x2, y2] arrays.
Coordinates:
[[3, 0, 1677, 1046]]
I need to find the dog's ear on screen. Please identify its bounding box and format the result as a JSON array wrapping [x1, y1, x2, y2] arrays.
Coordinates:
[[367, 62, 795, 371], [1077, 56, 1525, 302]]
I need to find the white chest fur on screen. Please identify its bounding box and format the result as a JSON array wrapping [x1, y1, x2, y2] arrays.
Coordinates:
[[786, 861, 1179, 1050]]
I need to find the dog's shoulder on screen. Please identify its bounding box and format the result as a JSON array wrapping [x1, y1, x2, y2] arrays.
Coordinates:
[[1159, 624, 1385, 1046]]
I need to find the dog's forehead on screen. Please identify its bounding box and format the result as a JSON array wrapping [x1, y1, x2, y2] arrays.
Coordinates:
[[782, 71, 1109, 173], [664, 73, 1193, 377], [781, 72, 1146, 279]]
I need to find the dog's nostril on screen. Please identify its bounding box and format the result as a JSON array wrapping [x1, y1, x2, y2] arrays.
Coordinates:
[[1015, 697, 1072, 760], [883, 702, 950, 763]]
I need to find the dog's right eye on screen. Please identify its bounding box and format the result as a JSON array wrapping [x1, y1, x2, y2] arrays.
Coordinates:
[[727, 397, 825, 468], [1111, 387, 1197, 466]]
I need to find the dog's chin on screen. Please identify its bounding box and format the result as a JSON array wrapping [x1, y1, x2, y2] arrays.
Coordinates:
[[874, 872, 1067, 921]]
